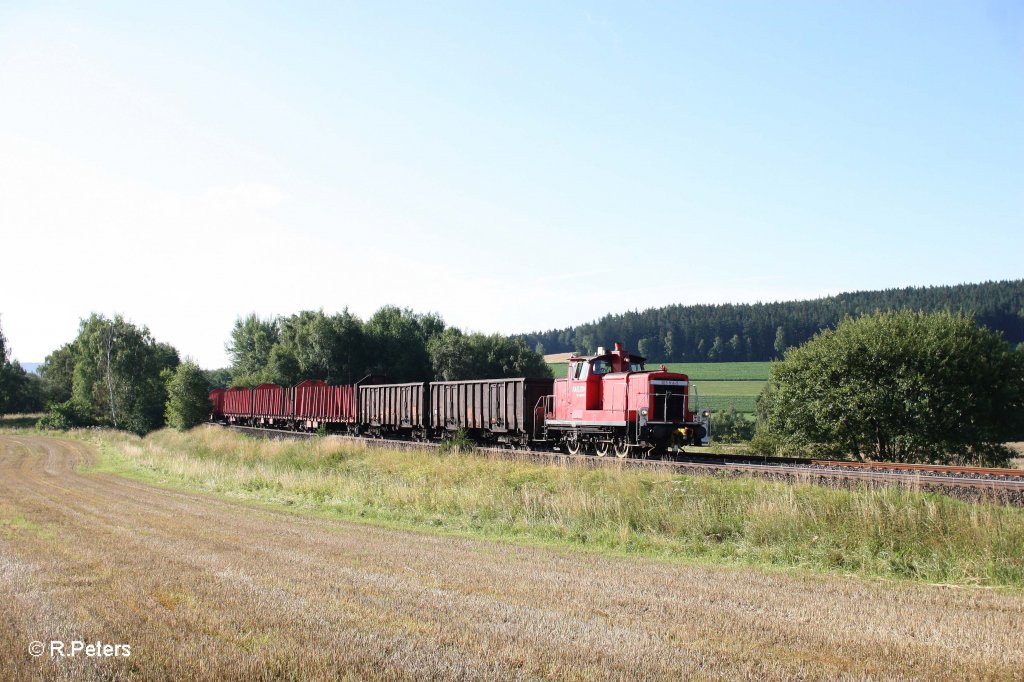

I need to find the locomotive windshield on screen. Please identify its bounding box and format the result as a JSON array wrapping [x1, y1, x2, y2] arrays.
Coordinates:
[[592, 360, 611, 375]]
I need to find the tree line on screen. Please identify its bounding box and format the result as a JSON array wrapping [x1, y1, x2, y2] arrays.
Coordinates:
[[6, 306, 549, 433], [224, 306, 550, 388], [523, 280, 1024, 362], [0, 315, 45, 415]]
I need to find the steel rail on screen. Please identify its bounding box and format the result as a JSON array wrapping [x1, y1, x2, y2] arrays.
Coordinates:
[[808, 459, 1024, 478]]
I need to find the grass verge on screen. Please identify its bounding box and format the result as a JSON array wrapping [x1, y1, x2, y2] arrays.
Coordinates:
[[70, 426, 1024, 589]]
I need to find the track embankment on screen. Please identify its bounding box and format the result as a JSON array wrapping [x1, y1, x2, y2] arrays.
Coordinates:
[[221, 424, 1024, 505], [1, 434, 1022, 680]]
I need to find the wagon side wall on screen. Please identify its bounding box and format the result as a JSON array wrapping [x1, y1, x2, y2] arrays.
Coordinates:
[[359, 383, 427, 429], [295, 381, 358, 424], [430, 378, 554, 436], [253, 384, 293, 419], [223, 388, 253, 419]]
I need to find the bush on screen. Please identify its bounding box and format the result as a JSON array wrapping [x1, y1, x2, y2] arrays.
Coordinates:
[[164, 361, 211, 431], [710, 405, 756, 443], [438, 429, 475, 455], [36, 399, 94, 431], [758, 311, 1024, 465]]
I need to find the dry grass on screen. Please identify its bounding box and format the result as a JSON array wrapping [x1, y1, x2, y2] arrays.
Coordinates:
[[1, 433, 1022, 680], [1006, 442, 1024, 469], [86, 427, 1024, 588]]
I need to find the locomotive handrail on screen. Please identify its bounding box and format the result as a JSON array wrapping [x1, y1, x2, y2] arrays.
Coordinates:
[[533, 395, 553, 441]]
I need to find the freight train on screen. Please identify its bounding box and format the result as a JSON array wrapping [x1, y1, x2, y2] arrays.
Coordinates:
[[209, 343, 711, 457]]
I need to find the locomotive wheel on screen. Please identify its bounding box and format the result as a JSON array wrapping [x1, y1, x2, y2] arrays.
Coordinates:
[[594, 441, 611, 457], [566, 436, 583, 455], [613, 438, 630, 459]]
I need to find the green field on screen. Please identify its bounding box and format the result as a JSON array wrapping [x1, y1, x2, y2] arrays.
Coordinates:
[[547, 360, 769, 381], [694, 394, 758, 414], [692, 380, 764, 414], [545, 361, 768, 413]]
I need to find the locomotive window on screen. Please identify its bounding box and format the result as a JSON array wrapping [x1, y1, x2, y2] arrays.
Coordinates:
[[592, 360, 610, 375], [628, 362, 645, 372], [573, 362, 586, 379]]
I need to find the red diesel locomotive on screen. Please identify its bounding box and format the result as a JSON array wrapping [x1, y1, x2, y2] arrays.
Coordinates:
[[542, 343, 710, 456], [210, 342, 711, 457]]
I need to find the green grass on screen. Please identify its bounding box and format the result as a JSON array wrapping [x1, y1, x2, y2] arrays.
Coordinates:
[[693, 380, 766, 396], [80, 427, 1024, 588], [692, 380, 765, 415], [654, 362, 771, 381], [696, 395, 759, 414]]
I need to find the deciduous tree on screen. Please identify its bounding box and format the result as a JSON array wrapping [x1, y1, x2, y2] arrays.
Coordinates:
[[164, 360, 211, 430], [364, 306, 442, 381], [39, 314, 179, 433], [0, 315, 44, 415], [227, 314, 279, 386], [757, 311, 1024, 465]]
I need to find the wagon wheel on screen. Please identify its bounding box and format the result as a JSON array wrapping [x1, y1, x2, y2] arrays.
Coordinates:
[[594, 441, 611, 457], [613, 438, 630, 459], [565, 436, 583, 456]]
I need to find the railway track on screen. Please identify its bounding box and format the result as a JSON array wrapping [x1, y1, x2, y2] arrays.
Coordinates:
[[809, 459, 1024, 478], [211, 424, 1024, 506]]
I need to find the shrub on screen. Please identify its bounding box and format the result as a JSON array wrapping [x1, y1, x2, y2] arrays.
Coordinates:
[[758, 311, 1024, 465], [36, 399, 94, 431], [438, 428, 475, 455], [709, 405, 756, 443]]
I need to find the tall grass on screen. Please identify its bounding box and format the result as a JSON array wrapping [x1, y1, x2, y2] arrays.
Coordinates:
[[91, 428, 1024, 587]]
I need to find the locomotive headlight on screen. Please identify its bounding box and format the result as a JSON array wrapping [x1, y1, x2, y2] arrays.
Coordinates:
[[702, 410, 710, 418], [640, 408, 648, 417]]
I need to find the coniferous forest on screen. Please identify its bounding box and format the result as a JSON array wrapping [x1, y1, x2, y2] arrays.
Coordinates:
[[522, 280, 1024, 362]]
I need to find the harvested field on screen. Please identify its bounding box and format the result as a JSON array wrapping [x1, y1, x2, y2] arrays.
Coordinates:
[[2, 434, 1023, 680]]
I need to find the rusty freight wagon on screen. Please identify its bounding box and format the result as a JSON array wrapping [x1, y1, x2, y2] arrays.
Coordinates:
[[222, 387, 253, 424], [359, 382, 428, 438], [252, 383, 294, 427], [430, 378, 553, 446], [294, 380, 358, 430]]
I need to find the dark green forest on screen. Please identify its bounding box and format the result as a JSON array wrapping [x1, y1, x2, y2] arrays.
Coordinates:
[[524, 280, 1024, 362]]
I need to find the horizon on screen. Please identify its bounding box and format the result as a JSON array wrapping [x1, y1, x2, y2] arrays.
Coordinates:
[[5, 276, 1019, 367], [2, 2, 1022, 367]]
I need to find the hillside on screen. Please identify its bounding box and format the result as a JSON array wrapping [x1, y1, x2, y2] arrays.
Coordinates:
[[524, 280, 1024, 362]]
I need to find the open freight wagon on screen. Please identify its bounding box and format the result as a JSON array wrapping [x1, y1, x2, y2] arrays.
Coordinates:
[[430, 377, 553, 446], [359, 382, 428, 438]]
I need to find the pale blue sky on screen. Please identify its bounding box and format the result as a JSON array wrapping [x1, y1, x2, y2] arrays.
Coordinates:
[[1, 1, 1021, 367]]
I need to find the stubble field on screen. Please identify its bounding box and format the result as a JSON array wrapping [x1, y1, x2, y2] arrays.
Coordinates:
[[2, 432, 1023, 680]]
